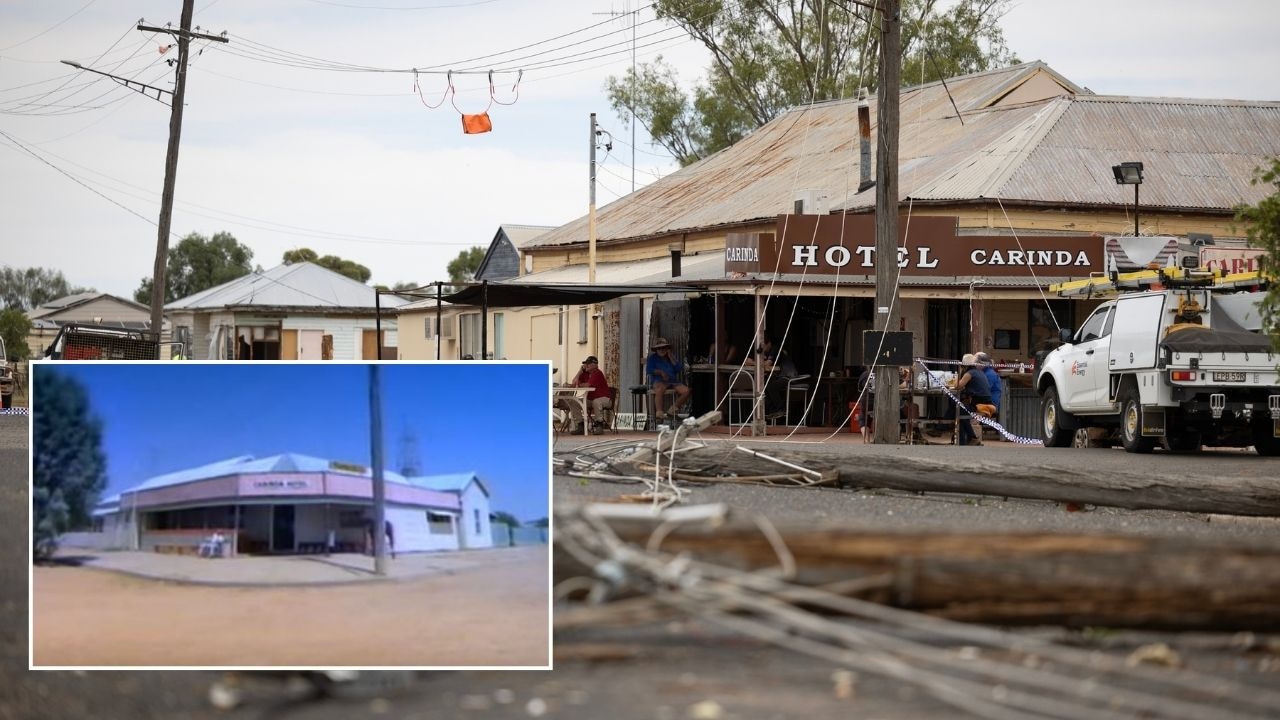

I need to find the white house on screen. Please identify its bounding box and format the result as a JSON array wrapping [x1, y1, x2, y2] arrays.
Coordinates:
[[164, 262, 407, 360]]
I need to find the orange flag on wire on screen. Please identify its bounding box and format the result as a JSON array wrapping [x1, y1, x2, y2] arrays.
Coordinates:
[[462, 112, 492, 134]]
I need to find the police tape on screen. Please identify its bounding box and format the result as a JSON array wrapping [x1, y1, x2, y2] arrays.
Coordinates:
[[0, 408, 29, 415], [914, 360, 1044, 446]]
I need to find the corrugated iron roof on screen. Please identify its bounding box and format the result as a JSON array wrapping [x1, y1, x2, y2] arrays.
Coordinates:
[[121, 452, 475, 495], [165, 262, 407, 311], [510, 251, 723, 285], [500, 224, 553, 249], [526, 61, 1280, 251]]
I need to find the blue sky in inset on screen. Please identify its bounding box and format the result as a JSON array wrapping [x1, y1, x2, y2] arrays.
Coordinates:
[[35, 362, 552, 523]]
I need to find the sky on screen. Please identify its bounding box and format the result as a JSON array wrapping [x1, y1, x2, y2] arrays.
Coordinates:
[[33, 361, 553, 523], [2, 0, 1279, 302]]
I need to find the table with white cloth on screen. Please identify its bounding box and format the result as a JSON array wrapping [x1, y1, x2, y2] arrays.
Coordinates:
[[553, 385, 593, 435]]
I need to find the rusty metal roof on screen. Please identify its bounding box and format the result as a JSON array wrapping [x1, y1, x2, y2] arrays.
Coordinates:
[[527, 61, 1280, 250]]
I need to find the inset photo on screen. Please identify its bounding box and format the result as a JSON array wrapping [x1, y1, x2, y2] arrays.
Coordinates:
[[29, 361, 551, 670]]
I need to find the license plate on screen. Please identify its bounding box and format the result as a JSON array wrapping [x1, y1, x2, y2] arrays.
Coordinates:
[[1212, 372, 1246, 382]]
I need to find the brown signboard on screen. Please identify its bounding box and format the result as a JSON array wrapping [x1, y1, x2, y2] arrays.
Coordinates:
[[724, 232, 764, 275], [752, 214, 1103, 277]]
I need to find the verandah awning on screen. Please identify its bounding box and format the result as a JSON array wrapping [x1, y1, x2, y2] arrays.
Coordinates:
[[439, 282, 702, 308]]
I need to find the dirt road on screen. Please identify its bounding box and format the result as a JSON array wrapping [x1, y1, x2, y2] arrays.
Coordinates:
[[32, 546, 549, 668]]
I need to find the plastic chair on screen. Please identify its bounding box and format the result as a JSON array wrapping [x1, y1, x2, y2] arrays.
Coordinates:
[[784, 374, 811, 426], [726, 368, 757, 425]]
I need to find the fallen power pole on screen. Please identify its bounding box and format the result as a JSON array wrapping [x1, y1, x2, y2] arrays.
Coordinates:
[[138, 2, 228, 357], [554, 508, 1280, 632]]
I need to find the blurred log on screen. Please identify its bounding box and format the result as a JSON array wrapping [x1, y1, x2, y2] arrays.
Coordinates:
[[555, 523, 1280, 631], [641, 446, 1280, 517]]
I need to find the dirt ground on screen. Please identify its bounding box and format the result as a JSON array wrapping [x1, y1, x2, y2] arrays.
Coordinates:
[[31, 546, 549, 668]]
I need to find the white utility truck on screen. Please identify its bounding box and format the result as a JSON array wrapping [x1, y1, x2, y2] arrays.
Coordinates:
[[1037, 269, 1279, 455]]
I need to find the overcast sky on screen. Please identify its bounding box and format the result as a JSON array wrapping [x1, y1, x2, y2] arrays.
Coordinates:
[[2, 0, 1278, 301]]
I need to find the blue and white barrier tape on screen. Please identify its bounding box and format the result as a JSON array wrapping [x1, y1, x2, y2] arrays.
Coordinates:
[[0, 407, 29, 415], [915, 360, 1044, 446]]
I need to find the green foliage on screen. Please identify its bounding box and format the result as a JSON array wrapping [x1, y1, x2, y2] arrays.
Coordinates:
[[0, 266, 92, 311], [1236, 157, 1280, 352], [529, 517, 549, 528], [447, 247, 486, 285], [134, 231, 255, 304], [491, 511, 522, 528], [33, 370, 106, 561], [608, 0, 1016, 166], [0, 308, 32, 360], [281, 248, 372, 283]]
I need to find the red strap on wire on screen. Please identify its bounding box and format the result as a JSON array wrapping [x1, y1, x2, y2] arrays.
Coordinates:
[[490, 69, 521, 106], [413, 68, 452, 110]]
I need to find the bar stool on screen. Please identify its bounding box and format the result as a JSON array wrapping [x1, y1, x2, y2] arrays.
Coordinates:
[[627, 385, 649, 431]]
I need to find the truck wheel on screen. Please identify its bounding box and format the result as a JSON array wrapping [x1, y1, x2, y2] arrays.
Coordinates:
[[1118, 386, 1156, 454], [1041, 386, 1073, 447], [1254, 423, 1280, 457]]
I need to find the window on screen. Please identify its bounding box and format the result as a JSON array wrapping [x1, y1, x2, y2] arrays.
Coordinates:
[[1075, 304, 1114, 343], [494, 313, 505, 359], [1028, 299, 1073, 354], [578, 307, 588, 344], [459, 313, 481, 358], [424, 317, 433, 338], [427, 512, 454, 535], [474, 509, 481, 534]]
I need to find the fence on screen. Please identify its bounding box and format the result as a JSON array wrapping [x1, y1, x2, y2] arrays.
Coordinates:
[[491, 524, 548, 547]]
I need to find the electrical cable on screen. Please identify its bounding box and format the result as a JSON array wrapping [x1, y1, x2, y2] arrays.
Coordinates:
[[0, 0, 100, 53]]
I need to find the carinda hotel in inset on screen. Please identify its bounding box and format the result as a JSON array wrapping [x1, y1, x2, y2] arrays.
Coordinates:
[[91, 452, 493, 556]]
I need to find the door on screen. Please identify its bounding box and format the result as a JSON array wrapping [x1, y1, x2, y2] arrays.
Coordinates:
[[272, 506, 295, 553], [1059, 303, 1114, 409], [362, 329, 378, 360], [281, 329, 298, 360], [299, 330, 322, 360]]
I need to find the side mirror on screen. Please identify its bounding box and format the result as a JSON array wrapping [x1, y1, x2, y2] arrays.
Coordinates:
[[1058, 328, 1074, 343]]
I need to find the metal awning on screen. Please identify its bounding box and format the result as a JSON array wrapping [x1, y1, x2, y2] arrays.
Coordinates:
[[439, 282, 703, 308]]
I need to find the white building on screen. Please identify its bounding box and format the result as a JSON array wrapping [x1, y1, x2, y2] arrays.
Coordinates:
[[95, 452, 493, 555]]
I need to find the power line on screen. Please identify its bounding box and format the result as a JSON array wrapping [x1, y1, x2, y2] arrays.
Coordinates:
[[0, 0, 100, 52]]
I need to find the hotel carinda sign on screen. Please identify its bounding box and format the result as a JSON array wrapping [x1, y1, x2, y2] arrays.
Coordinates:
[[746, 215, 1103, 277]]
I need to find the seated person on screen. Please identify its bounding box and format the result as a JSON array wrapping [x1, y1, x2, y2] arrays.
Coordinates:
[[645, 338, 691, 419], [976, 351, 1002, 411], [558, 356, 612, 432], [955, 353, 993, 446]]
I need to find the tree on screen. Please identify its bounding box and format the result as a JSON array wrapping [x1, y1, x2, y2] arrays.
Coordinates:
[[447, 247, 485, 286], [33, 369, 106, 561], [281, 248, 372, 284], [492, 511, 522, 528], [134, 231, 255, 304], [0, 308, 32, 360], [1236, 156, 1280, 353], [0, 266, 92, 311], [607, 0, 1016, 166]]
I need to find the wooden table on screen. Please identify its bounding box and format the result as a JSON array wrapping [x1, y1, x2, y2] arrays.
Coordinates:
[[553, 385, 592, 435]]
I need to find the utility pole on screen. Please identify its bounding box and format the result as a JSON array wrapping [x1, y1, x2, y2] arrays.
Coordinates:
[[369, 365, 388, 575], [588, 112, 598, 284], [872, 0, 902, 444], [138, 2, 228, 357], [593, 4, 637, 192]]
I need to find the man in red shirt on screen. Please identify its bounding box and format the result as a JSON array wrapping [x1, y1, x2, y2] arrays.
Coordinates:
[[560, 356, 612, 433]]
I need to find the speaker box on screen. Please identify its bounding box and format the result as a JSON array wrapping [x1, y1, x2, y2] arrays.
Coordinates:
[[862, 331, 913, 366]]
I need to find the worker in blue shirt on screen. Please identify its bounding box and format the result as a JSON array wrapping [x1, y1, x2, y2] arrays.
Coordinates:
[[976, 351, 1002, 411], [645, 337, 691, 419]]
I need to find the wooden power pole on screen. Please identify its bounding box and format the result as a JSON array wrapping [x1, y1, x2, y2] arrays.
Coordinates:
[[370, 365, 388, 575], [138, 1, 227, 356], [872, 0, 902, 444]]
